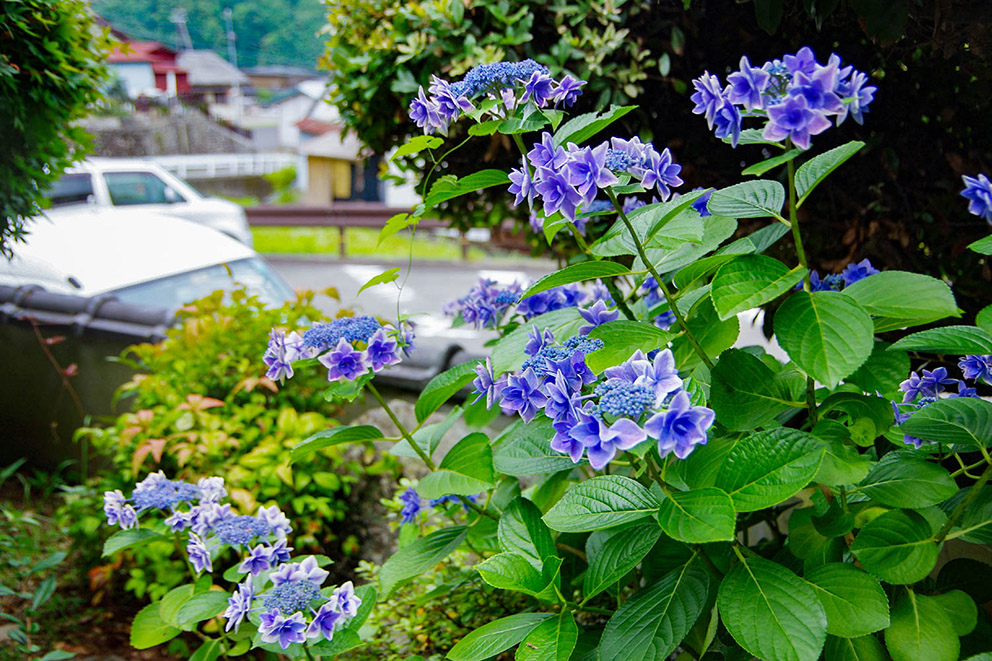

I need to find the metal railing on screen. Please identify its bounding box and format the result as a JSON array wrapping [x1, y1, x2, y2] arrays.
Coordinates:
[[147, 152, 297, 180]]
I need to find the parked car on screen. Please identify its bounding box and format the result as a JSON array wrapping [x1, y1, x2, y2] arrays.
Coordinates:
[[0, 206, 291, 309], [45, 157, 253, 245]]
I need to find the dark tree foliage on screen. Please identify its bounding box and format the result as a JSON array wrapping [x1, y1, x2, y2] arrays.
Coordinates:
[[92, 0, 327, 68], [0, 0, 111, 257], [323, 0, 992, 315]]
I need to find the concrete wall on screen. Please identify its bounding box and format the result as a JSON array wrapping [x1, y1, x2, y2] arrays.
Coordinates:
[[82, 112, 255, 157]]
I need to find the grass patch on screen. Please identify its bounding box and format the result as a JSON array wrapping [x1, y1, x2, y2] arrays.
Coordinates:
[[252, 226, 503, 261]]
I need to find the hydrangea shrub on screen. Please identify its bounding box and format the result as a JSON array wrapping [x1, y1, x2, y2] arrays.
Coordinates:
[[110, 50, 992, 659]]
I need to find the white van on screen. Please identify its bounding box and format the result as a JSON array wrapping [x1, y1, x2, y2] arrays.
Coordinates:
[[46, 158, 253, 246]]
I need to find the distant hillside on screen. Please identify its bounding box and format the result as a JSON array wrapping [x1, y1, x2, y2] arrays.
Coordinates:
[[93, 0, 327, 69]]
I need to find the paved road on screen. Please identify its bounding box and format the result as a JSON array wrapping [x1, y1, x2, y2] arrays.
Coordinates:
[[267, 255, 787, 361]]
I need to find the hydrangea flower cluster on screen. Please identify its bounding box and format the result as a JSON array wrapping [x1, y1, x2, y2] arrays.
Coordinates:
[[797, 258, 880, 292], [892, 361, 985, 447], [961, 173, 992, 224], [691, 47, 876, 149], [264, 316, 411, 384], [442, 277, 609, 330], [473, 331, 715, 469], [103, 471, 363, 651], [510, 132, 684, 223], [409, 60, 586, 135]]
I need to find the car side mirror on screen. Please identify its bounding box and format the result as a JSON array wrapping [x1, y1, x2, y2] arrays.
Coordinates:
[[164, 187, 182, 204]]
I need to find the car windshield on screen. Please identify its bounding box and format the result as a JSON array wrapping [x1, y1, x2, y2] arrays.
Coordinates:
[[108, 257, 294, 309], [47, 173, 94, 207]]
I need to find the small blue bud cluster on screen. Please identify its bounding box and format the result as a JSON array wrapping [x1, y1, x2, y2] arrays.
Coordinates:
[[214, 515, 272, 546], [262, 579, 323, 615], [595, 381, 655, 419], [800, 259, 880, 292], [443, 278, 597, 330], [690, 47, 876, 149], [302, 316, 382, 351]]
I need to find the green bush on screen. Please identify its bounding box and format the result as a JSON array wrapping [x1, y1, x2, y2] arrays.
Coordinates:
[[67, 288, 400, 600]]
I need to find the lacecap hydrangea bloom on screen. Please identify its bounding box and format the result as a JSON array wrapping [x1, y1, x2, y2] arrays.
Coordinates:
[[102, 471, 363, 650], [511, 132, 684, 224], [690, 47, 876, 149], [264, 315, 410, 384], [474, 332, 715, 469], [409, 59, 586, 135]]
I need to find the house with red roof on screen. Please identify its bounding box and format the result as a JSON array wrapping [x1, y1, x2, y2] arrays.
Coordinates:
[[107, 41, 190, 98]]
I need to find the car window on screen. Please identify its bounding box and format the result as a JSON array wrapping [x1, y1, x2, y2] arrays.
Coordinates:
[[47, 173, 94, 207], [104, 171, 179, 205], [108, 257, 294, 310]]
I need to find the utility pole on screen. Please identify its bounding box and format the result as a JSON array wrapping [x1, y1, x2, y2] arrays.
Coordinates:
[[168, 8, 193, 51], [223, 8, 243, 127]]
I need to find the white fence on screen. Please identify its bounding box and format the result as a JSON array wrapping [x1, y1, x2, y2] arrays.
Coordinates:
[[147, 153, 297, 180]]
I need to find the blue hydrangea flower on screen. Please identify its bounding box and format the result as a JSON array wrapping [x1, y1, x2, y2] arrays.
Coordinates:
[[690, 72, 727, 129], [631, 147, 683, 201], [471, 357, 506, 410], [459, 59, 549, 97], [259, 609, 308, 650], [534, 166, 583, 222], [187, 532, 212, 573], [239, 544, 276, 575], [264, 329, 299, 381], [103, 490, 137, 530], [568, 407, 647, 470], [306, 602, 343, 641], [525, 326, 556, 356], [409, 87, 444, 134], [900, 367, 956, 403], [604, 349, 683, 406], [578, 300, 619, 335], [960, 355, 992, 383], [622, 196, 648, 215], [836, 70, 876, 125], [521, 71, 556, 106], [429, 75, 474, 120], [952, 380, 979, 398], [256, 505, 293, 539], [318, 338, 369, 381], [268, 538, 293, 564], [840, 259, 879, 287], [712, 99, 742, 147], [508, 157, 536, 208], [690, 189, 712, 217], [788, 63, 845, 115], [399, 487, 422, 524], [565, 143, 620, 204], [653, 310, 676, 330], [528, 132, 568, 171], [544, 370, 578, 422], [366, 328, 401, 371], [197, 476, 227, 503], [726, 56, 770, 111], [552, 74, 586, 107], [500, 368, 550, 423], [763, 95, 832, 150], [891, 401, 924, 448], [164, 509, 193, 532], [271, 557, 330, 586], [961, 174, 992, 223], [644, 390, 715, 459], [784, 46, 817, 75], [330, 581, 361, 618], [444, 279, 522, 330], [224, 581, 255, 633]]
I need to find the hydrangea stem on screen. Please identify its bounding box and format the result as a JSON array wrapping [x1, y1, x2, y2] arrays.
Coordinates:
[[786, 152, 819, 427], [566, 224, 637, 321], [367, 382, 496, 521], [605, 189, 714, 369], [934, 459, 992, 544]]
